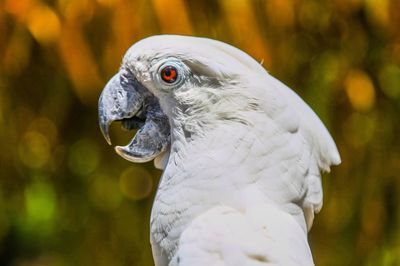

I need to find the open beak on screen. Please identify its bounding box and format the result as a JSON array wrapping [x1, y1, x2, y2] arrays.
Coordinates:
[[98, 71, 170, 163]]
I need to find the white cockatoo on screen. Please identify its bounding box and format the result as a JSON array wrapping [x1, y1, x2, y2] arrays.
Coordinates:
[[98, 35, 340, 266]]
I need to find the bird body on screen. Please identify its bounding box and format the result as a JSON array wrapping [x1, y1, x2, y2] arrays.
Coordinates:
[[177, 201, 314, 266], [98, 35, 340, 266]]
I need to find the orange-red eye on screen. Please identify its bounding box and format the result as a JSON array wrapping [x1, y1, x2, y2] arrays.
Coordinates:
[[161, 66, 178, 83]]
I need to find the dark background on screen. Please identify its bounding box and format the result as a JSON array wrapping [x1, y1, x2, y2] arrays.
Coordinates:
[[1, 0, 399, 265]]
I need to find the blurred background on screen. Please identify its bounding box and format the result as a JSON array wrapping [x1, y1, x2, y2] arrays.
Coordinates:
[[0, 0, 399, 265]]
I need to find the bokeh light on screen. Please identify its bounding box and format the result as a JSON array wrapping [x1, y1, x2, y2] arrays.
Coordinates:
[[68, 138, 100, 176], [24, 181, 57, 234], [27, 5, 61, 45], [344, 69, 376, 112], [119, 166, 153, 201], [18, 131, 51, 169], [88, 173, 122, 211]]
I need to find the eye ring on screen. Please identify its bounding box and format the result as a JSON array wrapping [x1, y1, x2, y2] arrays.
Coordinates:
[[160, 65, 178, 83]]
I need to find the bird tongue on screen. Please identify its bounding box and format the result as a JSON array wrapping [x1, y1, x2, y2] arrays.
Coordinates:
[[98, 71, 170, 163]]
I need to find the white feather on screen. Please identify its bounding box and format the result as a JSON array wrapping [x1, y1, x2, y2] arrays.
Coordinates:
[[176, 203, 314, 266], [121, 35, 340, 265]]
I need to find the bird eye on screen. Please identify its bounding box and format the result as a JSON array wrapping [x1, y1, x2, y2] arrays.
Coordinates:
[[160, 65, 178, 83]]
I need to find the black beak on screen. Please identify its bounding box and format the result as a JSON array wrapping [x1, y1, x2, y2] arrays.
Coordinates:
[[98, 71, 170, 162]]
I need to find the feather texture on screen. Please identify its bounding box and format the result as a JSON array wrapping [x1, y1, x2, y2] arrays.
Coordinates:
[[176, 203, 314, 266], [115, 35, 340, 265]]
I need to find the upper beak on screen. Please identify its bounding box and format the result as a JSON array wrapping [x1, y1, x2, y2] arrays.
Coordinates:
[[98, 100, 112, 145], [98, 73, 145, 145], [98, 71, 170, 163]]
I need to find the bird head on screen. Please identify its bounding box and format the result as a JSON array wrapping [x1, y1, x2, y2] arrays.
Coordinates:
[[98, 35, 269, 166], [99, 35, 340, 174]]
